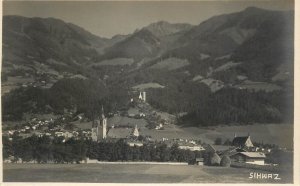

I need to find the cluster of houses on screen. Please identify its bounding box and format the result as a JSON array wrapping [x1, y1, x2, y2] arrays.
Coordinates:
[[204, 135, 269, 166], [4, 115, 94, 141]]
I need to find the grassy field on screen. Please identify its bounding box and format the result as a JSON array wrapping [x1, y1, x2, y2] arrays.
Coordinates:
[[150, 57, 190, 70], [95, 58, 134, 66], [3, 163, 292, 183], [139, 123, 293, 149]]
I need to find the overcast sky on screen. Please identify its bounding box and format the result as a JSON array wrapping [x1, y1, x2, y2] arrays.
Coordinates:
[[3, 0, 294, 38]]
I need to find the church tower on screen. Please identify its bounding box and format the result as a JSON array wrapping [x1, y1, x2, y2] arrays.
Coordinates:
[[91, 106, 107, 141], [142, 91, 146, 102], [139, 92, 143, 100], [101, 105, 107, 139]]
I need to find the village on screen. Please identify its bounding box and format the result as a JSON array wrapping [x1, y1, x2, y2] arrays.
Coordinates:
[[3, 90, 285, 170]]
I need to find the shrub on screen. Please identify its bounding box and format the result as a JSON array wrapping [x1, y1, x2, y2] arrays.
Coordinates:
[[220, 155, 231, 167], [210, 153, 221, 166]]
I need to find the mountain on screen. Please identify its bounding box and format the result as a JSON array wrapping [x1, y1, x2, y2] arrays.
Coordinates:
[[2, 7, 294, 126], [2, 15, 109, 95], [2, 16, 106, 73], [143, 21, 192, 38], [100, 29, 161, 60], [152, 7, 294, 83], [99, 21, 192, 60]]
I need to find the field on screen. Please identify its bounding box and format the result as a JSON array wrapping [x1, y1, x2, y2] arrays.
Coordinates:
[[150, 57, 190, 70], [234, 80, 282, 92], [73, 118, 293, 149], [139, 123, 293, 149], [2, 163, 292, 183], [94, 58, 134, 66]]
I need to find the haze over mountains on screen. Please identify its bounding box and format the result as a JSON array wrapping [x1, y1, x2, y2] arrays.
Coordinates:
[[2, 7, 294, 126]]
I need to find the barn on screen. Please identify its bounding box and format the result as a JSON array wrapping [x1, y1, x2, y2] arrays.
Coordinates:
[[229, 152, 266, 165]]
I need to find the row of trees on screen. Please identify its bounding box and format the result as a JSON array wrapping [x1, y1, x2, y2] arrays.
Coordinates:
[[3, 135, 87, 163], [3, 135, 205, 164]]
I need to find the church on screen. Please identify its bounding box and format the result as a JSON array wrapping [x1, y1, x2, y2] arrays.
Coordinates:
[[91, 106, 107, 141], [232, 133, 254, 149]]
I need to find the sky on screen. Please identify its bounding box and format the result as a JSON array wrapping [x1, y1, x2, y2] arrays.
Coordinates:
[[3, 0, 294, 38]]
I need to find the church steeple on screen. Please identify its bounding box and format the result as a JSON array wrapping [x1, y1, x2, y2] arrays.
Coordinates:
[[101, 105, 107, 139], [132, 125, 139, 137], [101, 105, 105, 119]]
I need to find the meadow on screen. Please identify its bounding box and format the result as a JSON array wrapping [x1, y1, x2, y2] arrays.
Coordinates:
[[3, 163, 292, 183]]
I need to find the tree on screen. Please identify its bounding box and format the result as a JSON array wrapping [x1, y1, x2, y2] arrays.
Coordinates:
[[214, 138, 222, 145], [210, 153, 221, 166], [220, 155, 231, 167], [223, 139, 232, 146]]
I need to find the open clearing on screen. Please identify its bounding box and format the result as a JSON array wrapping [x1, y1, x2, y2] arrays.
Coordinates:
[[94, 58, 134, 66], [3, 163, 292, 183], [178, 123, 293, 149], [150, 57, 190, 70]]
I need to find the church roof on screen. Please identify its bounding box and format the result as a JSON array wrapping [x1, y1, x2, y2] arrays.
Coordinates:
[[232, 136, 250, 146], [238, 152, 266, 158]]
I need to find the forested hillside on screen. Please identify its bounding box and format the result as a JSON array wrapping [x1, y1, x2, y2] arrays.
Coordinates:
[[2, 7, 294, 127]]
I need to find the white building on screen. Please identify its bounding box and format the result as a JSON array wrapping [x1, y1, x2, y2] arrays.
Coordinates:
[[230, 152, 266, 165]]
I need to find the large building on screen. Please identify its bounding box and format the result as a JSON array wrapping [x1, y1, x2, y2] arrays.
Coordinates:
[[91, 106, 107, 141]]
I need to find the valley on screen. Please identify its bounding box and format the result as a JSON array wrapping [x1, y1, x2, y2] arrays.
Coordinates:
[[2, 6, 294, 150]]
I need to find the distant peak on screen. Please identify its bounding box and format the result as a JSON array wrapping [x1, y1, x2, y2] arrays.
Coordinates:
[[243, 6, 268, 12]]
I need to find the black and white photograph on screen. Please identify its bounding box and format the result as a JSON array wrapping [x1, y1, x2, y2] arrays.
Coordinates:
[[1, 0, 297, 184]]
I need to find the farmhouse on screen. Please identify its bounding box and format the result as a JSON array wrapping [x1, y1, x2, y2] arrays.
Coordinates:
[[229, 152, 266, 165]]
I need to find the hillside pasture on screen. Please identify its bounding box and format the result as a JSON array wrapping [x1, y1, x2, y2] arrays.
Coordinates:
[[150, 57, 190, 70], [214, 61, 240, 72], [107, 116, 148, 128], [235, 80, 281, 92], [95, 58, 134, 66]]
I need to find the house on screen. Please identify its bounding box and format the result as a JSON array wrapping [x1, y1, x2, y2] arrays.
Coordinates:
[[195, 158, 204, 165], [232, 134, 254, 148], [55, 131, 64, 137], [229, 152, 266, 165], [127, 140, 143, 147], [178, 142, 205, 151], [64, 131, 73, 139]]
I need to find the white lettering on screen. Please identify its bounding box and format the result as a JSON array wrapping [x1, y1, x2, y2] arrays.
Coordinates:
[[268, 174, 272, 179], [249, 172, 253, 179], [274, 174, 281, 180], [249, 172, 281, 180]]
